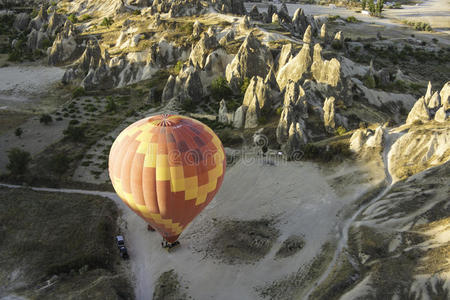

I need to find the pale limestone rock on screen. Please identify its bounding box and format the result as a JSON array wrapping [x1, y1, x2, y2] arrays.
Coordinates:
[[323, 96, 336, 132], [276, 43, 311, 90], [225, 31, 274, 91]]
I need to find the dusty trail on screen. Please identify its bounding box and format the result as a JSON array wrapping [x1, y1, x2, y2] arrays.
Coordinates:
[[302, 130, 401, 299]]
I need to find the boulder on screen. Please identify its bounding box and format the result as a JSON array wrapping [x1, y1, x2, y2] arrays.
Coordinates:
[[239, 15, 251, 31], [249, 5, 261, 21], [276, 43, 311, 90], [161, 66, 204, 104], [225, 31, 274, 91], [272, 13, 279, 24], [218, 99, 229, 124], [233, 105, 247, 128]]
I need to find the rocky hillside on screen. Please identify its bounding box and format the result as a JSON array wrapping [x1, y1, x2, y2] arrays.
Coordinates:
[[0, 0, 449, 299]]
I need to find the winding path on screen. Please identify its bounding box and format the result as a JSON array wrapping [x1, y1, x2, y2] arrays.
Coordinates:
[[302, 130, 401, 299]]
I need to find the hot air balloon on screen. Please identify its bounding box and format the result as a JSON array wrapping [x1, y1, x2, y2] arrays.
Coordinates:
[[109, 114, 226, 249]]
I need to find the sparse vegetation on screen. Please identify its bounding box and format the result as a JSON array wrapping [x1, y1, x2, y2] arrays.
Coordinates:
[[401, 20, 433, 32], [40, 114, 53, 125], [240, 77, 250, 96], [72, 87, 85, 98], [100, 17, 113, 28], [210, 77, 233, 100], [15, 127, 23, 138], [7, 148, 31, 176], [63, 124, 86, 142], [68, 13, 78, 24]]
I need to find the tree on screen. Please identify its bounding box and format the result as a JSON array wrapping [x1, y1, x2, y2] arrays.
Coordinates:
[[40, 114, 53, 125], [368, 0, 376, 15], [210, 77, 232, 100], [376, 0, 384, 16], [362, 0, 367, 10], [15, 127, 23, 138], [105, 96, 117, 113], [63, 124, 86, 142], [7, 148, 31, 175]]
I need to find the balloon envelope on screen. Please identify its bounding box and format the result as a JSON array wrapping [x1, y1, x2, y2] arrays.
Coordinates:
[[109, 114, 226, 242]]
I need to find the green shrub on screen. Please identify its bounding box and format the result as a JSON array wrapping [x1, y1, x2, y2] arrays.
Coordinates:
[[7, 49, 22, 62], [105, 97, 117, 113], [100, 17, 113, 28], [50, 153, 71, 174], [7, 148, 31, 175], [72, 87, 85, 98], [210, 77, 233, 100], [68, 14, 78, 23], [346, 16, 359, 23], [240, 77, 250, 95], [173, 60, 184, 75], [181, 98, 195, 112], [79, 14, 92, 22], [276, 107, 283, 115], [15, 128, 23, 138], [331, 40, 343, 50], [328, 15, 340, 22], [41, 38, 53, 49], [364, 74, 376, 89], [40, 114, 53, 125], [132, 10, 141, 15], [63, 124, 86, 142], [335, 126, 347, 136]]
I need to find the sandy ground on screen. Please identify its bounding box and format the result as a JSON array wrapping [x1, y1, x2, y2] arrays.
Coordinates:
[[0, 65, 65, 110], [1, 155, 385, 299], [245, 0, 450, 39]]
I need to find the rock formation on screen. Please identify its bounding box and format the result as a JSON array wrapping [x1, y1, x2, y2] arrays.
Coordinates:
[[276, 43, 311, 90], [276, 81, 309, 154], [189, 33, 218, 69], [311, 44, 341, 87], [48, 21, 80, 66], [225, 31, 274, 91], [323, 96, 336, 132], [406, 81, 450, 124]]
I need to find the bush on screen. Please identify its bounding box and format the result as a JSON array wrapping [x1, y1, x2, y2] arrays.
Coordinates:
[[346, 16, 359, 23], [68, 14, 78, 24], [335, 126, 347, 136], [331, 40, 343, 50], [72, 87, 85, 98], [173, 61, 184, 75], [276, 107, 283, 115], [7, 148, 31, 175], [79, 14, 92, 22], [7, 49, 22, 62], [105, 97, 117, 113], [240, 77, 250, 95], [40, 114, 53, 125], [132, 10, 141, 15], [63, 124, 86, 142], [181, 98, 195, 112], [15, 128, 23, 138], [210, 77, 233, 100], [100, 17, 113, 28], [363, 74, 376, 89], [50, 153, 71, 174]]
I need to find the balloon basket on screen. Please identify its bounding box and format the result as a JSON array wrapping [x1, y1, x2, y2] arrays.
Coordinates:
[[161, 240, 180, 252]]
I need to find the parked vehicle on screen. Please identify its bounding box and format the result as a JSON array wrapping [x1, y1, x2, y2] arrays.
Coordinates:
[[116, 235, 129, 259]]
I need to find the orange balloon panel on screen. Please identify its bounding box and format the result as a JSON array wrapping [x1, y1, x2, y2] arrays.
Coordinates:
[[109, 114, 226, 242]]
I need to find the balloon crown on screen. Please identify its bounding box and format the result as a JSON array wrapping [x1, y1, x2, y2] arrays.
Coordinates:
[[149, 114, 178, 127]]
